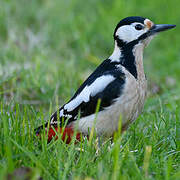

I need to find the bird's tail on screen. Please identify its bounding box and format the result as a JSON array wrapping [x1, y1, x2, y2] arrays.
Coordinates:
[[35, 123, 82, 143]]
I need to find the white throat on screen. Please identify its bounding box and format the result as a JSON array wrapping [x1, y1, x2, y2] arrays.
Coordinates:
[[109, 41, 122, 62]]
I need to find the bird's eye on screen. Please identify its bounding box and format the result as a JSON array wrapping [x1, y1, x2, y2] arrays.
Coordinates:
[[135, 24, 144, 30]]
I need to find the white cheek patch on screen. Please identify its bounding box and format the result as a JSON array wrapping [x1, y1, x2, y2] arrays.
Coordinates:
[[116, 24, 147, 43], [64, 75, 115, 112], [116, 25, 135, 43]]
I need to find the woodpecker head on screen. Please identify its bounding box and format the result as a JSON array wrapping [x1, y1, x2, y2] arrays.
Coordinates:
[[114, 16, 176, 48], [110, 17, 176, 78]]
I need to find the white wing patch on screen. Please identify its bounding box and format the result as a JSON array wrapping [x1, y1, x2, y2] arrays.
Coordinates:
[[60, 109, 64, 116], [64, 75, 115, 112], [59, 109, 72, 118]]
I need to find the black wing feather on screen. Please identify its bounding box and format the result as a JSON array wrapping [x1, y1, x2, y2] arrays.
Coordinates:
[[48, 59, 126, 128]]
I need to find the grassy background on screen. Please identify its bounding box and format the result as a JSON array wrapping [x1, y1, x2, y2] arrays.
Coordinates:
[[0, 0, 180, 179]]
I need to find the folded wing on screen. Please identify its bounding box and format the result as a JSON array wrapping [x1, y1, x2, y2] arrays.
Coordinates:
[[50, 60, 126, 127]]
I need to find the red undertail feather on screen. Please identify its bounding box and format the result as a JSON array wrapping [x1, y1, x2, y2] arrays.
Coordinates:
[[47, 126, 81, 143], [36, 126, 82, 144]]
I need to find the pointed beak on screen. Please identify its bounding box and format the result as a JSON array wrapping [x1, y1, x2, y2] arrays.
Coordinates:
[[148, 24, 176, 35]]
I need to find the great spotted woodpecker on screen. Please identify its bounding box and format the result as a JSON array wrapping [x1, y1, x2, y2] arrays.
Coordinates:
[[35, 16, 175, 143]]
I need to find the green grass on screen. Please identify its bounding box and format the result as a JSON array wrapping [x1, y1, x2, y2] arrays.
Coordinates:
[[0, 0, 180, 179]]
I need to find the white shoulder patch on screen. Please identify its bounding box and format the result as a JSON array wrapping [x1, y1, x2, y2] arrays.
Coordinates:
[[64, 75, 115, 112], [88, 75, 115, 96], [60, 109, 64, 116]]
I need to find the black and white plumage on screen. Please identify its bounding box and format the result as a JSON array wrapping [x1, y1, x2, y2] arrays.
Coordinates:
[[35, 16, 175, 141]]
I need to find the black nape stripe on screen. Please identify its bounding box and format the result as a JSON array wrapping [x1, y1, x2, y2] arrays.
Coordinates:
[[121, 45, 137, 79], [115, 37, 127, 48], [115, 40, 138, 79]]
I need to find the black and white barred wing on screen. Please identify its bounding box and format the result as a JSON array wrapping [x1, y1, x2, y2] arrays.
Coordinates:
[[50, 68, 125, 127]]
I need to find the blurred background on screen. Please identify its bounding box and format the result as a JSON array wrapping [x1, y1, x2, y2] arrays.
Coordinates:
[[0, 0, 179, 110], [0, 0, 179, 179]]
